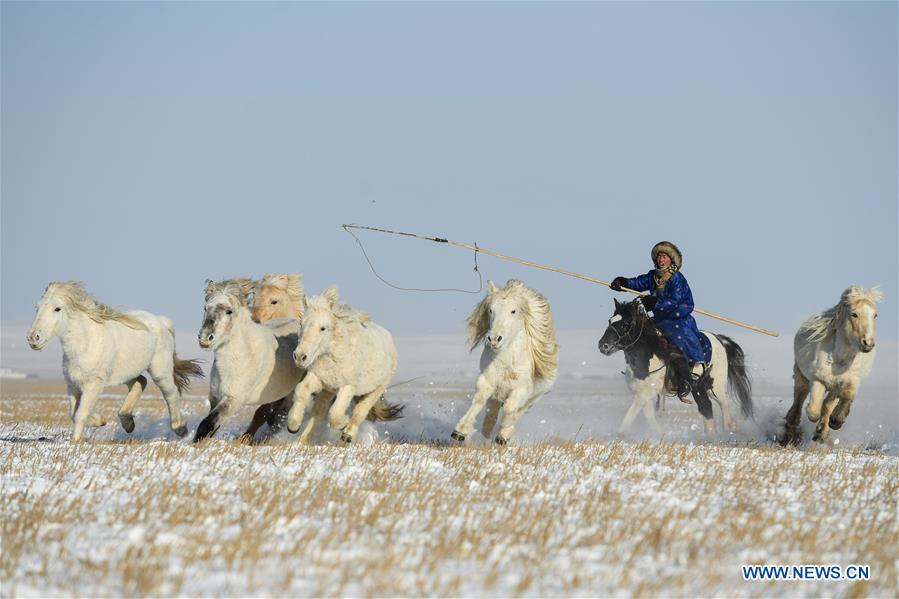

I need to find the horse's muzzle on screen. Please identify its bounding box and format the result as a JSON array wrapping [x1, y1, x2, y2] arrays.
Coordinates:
[[198, 333, 214, 349], [598, 341, 616, 356], [27, 333, 46, 351]]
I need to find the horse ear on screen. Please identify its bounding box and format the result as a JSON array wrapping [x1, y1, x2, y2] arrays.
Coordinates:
[[323, 286, 339, 307], [487, 280, 498, 295], [613, 298, 621, 311], [205, 279, 217, 296]]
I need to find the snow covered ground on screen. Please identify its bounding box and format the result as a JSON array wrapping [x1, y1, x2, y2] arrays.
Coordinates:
[[1, 373, 897, 597]]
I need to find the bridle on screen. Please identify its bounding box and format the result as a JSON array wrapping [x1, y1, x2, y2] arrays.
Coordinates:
[[606, 311, 647, 352]]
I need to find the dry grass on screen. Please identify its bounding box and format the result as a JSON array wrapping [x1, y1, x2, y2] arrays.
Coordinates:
[[1, 382, 897, 597]]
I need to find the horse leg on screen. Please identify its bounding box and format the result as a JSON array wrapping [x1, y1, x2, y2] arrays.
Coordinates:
[[299, 392, 333, 444], [783, 365, 810, 446], [452, 377, 496, 441], [66, 383, 80, 422], [193, 400, 234, 443], [829, 382, 857, 431], [148, 356, 187, 438], [813, 392, 840, 443], [266, 395, 292, 433], [327, 385, 356, 433], [286, 374, 323, 434], [718, 397, 736, 433], [480, 398, 501, 440], [711, 375, 736, 433], [640, 399, 662, 435], [805, 380, 828, 423], [618, 395, 646, 436], [71, 382, 103, 442], [692, 385, 716, 439], [495, 387, 535, 445], [118, 375, 148, 434], [242, 401, 279, 441], [343, 385, 387, 443]]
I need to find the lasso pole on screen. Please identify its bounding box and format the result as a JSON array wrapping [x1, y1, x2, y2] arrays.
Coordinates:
[[342, 223, 779, 337]]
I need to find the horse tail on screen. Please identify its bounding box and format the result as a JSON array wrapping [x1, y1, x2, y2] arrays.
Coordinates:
[[366, 396, 404, 422], [172, 354, 205, 394], [716, 334, 754, 419]]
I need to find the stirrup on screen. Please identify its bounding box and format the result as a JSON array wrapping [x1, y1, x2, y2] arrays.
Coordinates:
[[676, 381, 693, 404]]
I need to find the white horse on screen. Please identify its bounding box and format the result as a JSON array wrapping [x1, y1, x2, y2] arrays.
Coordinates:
[[195, 280, 306, 442], [598, 297, 754, 438], [26, 281, 203, 441], [202, 277, 258, 415], [783, 286, 883, 445], [286, 286, 398, 443], [451, 279, 560, 445]]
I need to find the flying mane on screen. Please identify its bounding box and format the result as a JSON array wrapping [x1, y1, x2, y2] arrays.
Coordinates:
[[467, 279, 559, 380], [799, 286, 884, 342], [306, 286, 372, 326], [205, 278, 257, 306], [45, 281, 147, 330]]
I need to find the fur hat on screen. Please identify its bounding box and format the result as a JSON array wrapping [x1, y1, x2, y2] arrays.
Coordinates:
[[651, 241, 682, 270]]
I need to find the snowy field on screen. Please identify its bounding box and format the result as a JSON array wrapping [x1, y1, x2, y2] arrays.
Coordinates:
[[1, 373, 896, 597]]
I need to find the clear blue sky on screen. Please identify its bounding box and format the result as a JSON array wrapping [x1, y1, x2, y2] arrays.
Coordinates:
[[3, 1, 896, 344]]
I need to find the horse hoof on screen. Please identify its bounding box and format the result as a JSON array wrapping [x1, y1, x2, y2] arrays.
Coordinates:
[[173, 425, 188, 438], [450, 430, 466, 442], [287, 425, 299, 434], [119, 414, 135, 434], [340, 432, 353, 443], [828, 417, 844, 430], [494, 435, 508, 446]]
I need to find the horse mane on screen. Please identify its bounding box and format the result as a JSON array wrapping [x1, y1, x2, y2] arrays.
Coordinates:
[[306, 286, 371, 326], [46, 281, 147, 330], [205, 278, 256, 306], [800, 286, 884, 342], [467, 279, 559, 380], [257, 273, 304, 318]]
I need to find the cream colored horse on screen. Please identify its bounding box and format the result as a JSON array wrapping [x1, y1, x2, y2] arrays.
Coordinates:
[[251, 273, 304, 324], [451, 279, 560, 445], [286, 287, 399, 443], [27, 281, 203, 441], [783, 286, 883, 444]]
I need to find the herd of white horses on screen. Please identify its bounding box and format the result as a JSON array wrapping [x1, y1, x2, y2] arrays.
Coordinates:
[[25, 275, 882, 446]]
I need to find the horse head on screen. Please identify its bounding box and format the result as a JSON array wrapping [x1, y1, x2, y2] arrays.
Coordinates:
[[837, 286, 883, 353], [481, 280, 529, 352], [199, 281, 249, 350], [251, 273, 303, 323], [598, 297, 650, 355], [293, 286, 340, 368], [27, 282, 72, 350]]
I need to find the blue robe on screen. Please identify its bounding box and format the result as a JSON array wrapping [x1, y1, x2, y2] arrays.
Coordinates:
[[625, 270, 711, 363]]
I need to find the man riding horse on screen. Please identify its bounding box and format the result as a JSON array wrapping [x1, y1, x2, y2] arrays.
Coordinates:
[[610, 241, 711, 402]]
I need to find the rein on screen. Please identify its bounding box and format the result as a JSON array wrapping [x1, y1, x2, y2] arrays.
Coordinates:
[[610, 315, 647, 352]]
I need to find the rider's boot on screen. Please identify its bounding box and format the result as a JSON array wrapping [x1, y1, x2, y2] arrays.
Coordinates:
[[668, 356, 694, 404]]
